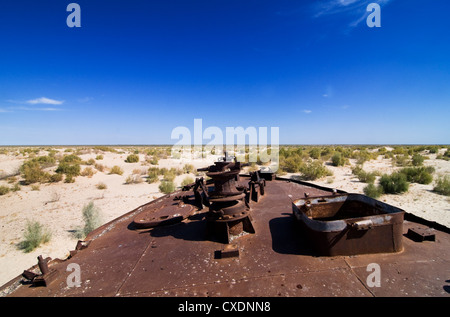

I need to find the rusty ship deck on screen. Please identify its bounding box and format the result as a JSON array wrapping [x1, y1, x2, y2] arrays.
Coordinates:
[[1, 174, 449, 298]]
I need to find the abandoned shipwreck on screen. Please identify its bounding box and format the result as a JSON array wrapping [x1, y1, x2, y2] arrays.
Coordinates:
[[1, 154, 449, 297]]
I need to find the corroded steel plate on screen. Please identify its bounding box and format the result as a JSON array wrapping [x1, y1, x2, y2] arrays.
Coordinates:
[[132, 203, 195, 229]]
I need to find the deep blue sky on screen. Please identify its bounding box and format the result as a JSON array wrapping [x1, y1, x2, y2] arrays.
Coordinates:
[[0, 0, 449, 145]]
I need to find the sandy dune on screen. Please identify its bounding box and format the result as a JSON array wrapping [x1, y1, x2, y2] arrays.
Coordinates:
[[0, 147, 448, 287]]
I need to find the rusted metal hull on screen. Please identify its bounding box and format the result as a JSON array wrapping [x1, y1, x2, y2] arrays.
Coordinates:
[[1, 175, 449, 297], [292, 194, 404, 256]]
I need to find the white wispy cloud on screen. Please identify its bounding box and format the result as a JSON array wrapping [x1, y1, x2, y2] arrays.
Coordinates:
[[302, 109, 312, 114], [26, 97, 64, 105], [77, 97, 93, 103], [313, 0, 391, 28], [8, 106, 63, 112]]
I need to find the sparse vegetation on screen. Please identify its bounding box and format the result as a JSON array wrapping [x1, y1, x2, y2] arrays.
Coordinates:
[[331, 152, 346, 167], [74, 202, 102, 239], [411, 154, 425, 166], [159, 180, 175, 194], [125, 174, 143, 184], [96, 182, 107, 190], [363, 183, 383, 199], [183, 164, 195, 174], [351, 166, 377, 184], [299, 161, 333, 181], [110, 165, 124, 175], [147, 167, 160, 183], [399, 167, 434, 185], [56, 156, 82, 182], [309, 148, 321, 160], [279, 155, 303, 173], [85, 158, 96, 165], [394, 154, 410, 167], [181, 176, 194, 187], [80, 167, 96, 178], [20, 161, 49, 184], [94, 163, 106, 172], [18, 220, 52, 253], [11, 183, 21, 192], [379, 172, 409, 194], [0, 185, 10, 195], [125, 154, 139, 163], [433, 175, 450, 196]]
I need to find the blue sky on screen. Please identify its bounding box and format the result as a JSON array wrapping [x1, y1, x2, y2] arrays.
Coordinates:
[[0, 0, 449, 145]]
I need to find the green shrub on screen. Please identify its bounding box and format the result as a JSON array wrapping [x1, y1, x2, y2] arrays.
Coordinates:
[[161, 168, 182, 182], [32, 155, 56, 168], [125, 174, 143, 184], [181, 176, 194, 187], [96, 182, 107, 190], [56, 162, 81, 178], [94, 163, 105, 172], [74, 202, 102, 238], [280, 155, 303, 173], [93, 146, 116, 153], [331, 152, 345, 166], [183, 164, 195, 174], [49, 173, 63, 183], [18, 220, 52, 253], [125, 154, 139, 163], [64, 175, 75, 183], [363, 183, 383, 199], [309, 148, 321, 160], [379, 172, 409, 194], [95, 155, 104, 160], [85, 158, 96, 165], [80, 167, 95, 178], [159, 180, 175, 194], [147, 167, 160, 183], [299, 161, 332, 181], [11, 183, 21, 192], [60, 154, 82, 164], [110, 165, 124, 175], [149, 157, 159, 165], [399, 167, 434, 185], [20, 161, 49, 184], [437, 149, 450, 161], [353, 150, 376, 165], [351, 166, 377, 183], [0, 185, 10, 195], [394, 154, 410, 167], [83, 202, 101, 235], [411, 154, 425, 166], [433, 175, 450, 196]]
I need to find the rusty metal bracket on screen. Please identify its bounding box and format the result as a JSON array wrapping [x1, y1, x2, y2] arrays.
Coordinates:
[[21, 255, 58, 287], [407, 227, 436, 242], [214, 246, 240, 259]]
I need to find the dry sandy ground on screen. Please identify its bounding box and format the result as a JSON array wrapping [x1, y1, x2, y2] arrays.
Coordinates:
[[0, 147, 449, 287]]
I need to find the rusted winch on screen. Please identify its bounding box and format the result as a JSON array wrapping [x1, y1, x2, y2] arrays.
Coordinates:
[[198, 153, 256, 243]]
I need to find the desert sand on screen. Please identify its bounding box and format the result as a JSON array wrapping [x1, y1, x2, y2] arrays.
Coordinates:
[[0, 147, 448, 287]]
